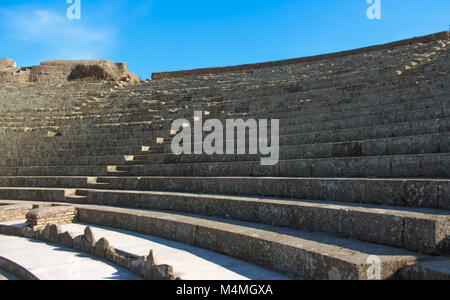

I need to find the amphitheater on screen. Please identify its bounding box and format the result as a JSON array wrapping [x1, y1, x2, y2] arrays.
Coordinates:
[[0, 31, 449, 280]]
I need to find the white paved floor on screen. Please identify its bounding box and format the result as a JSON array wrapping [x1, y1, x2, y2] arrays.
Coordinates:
[[1, 220, 290, 280], [58, 223, 290, 280], [0, 233, 141, 280]]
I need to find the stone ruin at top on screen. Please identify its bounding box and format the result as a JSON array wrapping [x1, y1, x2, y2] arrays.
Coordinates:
[[0, 58, 140, 83]]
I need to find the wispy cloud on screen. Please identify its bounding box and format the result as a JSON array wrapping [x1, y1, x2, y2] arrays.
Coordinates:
[[0, 7, 116, 60]]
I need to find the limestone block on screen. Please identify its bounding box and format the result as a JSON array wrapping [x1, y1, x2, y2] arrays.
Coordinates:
[[73, 227, 96, 254], [57, 231, 75, 248], [144, 250, 178, 280], [94, 238, 111, 258], [22, 227, 36, 239], [47, 224, 62, 243]]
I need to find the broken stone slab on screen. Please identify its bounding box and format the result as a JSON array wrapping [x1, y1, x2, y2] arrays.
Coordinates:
[[152, 264, 177, 280], [94, 237, 111, 258], [104, 245, 117, 262], [110, 249, 145, 273], [144, 250, 179, 280], [57, 231, 75, 248], [0, 224, 23, 236], [73, 226, 96, 254], [21, 223, 75, 250], [84, 226, 96, 245], [22, 226, 36, 239], [37, 224, 61, 243]]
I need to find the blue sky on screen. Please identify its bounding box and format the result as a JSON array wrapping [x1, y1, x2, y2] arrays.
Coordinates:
[[0, 0, 449, 79]]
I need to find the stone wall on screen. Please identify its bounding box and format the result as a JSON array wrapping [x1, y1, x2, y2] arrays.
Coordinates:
[[26, 206, 77, 227], [0, 204, 34, 222], [0, 59, 140, 83], [152, 31, 450, 79], [0, 58, 26, 83], [0, 58, 16, 70]]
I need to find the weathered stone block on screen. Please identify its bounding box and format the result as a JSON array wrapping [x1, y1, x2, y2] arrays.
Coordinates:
[[404, 180, 439, 208], [94, 238, 111, 258], [57, 231, 75, 248], [0, 204, 33, 222], [73, 227, 96, 254], [26, 206, 77, 227]]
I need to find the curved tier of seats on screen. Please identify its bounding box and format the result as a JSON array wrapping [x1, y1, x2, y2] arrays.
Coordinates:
[[0, 31, 449, 279]]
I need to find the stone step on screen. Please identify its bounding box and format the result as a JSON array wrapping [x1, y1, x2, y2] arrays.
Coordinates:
[[0, 166, 108, 177], [0, 199, 428, 280], [35, 117, 450, 149], [150, 79, 445, 110], [281, 106, 450, 135], [14, 104, 450, 155], [59, 104, 450, 140], [145, 67, 442, 102], [60, 189, 450, 256], [147, 47, 441, 82], [44, 96, 450, 144], [152, 52, 447, 84], [251, 92, 449, 122], [249, 77, 448, 112], [0, 72, 404, 116], [63, 203, 433, 279], [35, 79, 444, 127], [1, 187, 448, 255], [42, 71, 445, 121], [46, 87, 448, 127], [17, 111, 445, 153], [0, 153, 449, 178], [138, 131, 450, 159], [8, 132, 449, 167], [70, 94, 450, 133], [101, 153, 450, 178], [3, 108, 450, 159], [0, 176, 447, 209]]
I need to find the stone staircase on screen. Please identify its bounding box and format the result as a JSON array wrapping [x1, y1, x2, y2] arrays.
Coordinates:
[[0, 31, 449, 279]]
